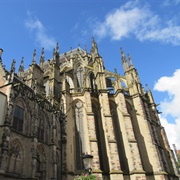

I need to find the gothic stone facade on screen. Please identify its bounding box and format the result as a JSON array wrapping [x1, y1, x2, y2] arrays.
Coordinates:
[[0, 39, 179, 180]]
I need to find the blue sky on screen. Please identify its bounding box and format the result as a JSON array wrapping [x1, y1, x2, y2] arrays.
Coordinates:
[[0, 0, 180, 149]]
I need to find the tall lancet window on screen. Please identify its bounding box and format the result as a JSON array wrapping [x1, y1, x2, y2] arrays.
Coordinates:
[[76, 66, 84, 90], [13, 105, 24, 132], [74, 100, 85, 170]]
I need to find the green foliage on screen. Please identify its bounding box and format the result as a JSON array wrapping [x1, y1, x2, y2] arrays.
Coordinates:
[[74, 173, 101, 180]]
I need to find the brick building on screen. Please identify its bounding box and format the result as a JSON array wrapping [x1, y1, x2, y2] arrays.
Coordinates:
[[0, 39, 179, 179]]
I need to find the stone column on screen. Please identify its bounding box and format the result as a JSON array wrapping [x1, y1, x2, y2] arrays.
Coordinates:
[[114, 91, 145, 179], [98, 91, 124, 180]]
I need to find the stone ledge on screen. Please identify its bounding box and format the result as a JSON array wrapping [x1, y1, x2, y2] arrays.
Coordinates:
[[128, 138, 137, 143], [130, 170, 145, 175], [89, 138, 97, 142], [108, 139, 116, 143], [153, 171, 168, 175], [92, 169, 102, 173], [109, 170, 123, 174], [86, 112, 94, 116]]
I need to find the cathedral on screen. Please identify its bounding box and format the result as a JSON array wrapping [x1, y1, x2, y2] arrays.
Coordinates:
[[0, 38, 179, 180]]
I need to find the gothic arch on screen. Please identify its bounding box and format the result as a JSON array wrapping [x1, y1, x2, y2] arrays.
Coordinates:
[[120, 78, 127, 88], [38, 111, 50, 143], [76, 65, 84, 88], [7, 138, 25, 175], [44, 78, 50, 96], [66, 75, 74, 93], [12, 97, 30, 134]]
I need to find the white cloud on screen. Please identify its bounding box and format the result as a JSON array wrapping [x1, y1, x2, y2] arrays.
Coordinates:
[[154, 69, 180, 149], [93, 1, 180, 45], [25, 13, 56, 50], [160, 116, 180, 150]]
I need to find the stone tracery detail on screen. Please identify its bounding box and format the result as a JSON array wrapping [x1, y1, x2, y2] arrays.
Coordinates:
[[7, 139, 24, 175]]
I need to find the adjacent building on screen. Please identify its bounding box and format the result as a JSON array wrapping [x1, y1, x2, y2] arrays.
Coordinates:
[[0, 39, 179, 180]]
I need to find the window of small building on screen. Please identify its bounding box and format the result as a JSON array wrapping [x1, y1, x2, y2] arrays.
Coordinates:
[[13, 105, 24, 132]]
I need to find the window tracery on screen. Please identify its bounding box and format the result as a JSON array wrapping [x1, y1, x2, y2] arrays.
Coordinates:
[[37, 114, 49, 143], [74, 100, 84, 170], [13, 105, 24, 132], [76, 66, 84, 90], [8, 139, 24, 175]]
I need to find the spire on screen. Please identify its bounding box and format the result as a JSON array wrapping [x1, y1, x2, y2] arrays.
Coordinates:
[[146, 84, 155, 103], [90, 37, 99, 61], [32, 49, 36, 65], [84, 45, 86, 52], [120, 48, 128, 72], [53, 43, 60, 66], [91, 37, 98, 56], [114, 68, 118, 74], [10, 59, 16, 73], [84, 45, 87, 56], [146, 84, 150, 92], [128, 54, 133, 67], [55, 42, 59, 53], [0, 48, 3, 62], [68, 47, 73, 59], [92, 37, 98, 52], [77, 44, 80, 53], [53, 48, 56, 63], [9, 59, 16, 82], [18, 57, 24, 77], [39, 47, 45, 69]]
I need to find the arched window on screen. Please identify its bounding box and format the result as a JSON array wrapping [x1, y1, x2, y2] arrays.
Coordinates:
[[76, 66, 84, 91], [38, 117, 44, 141], [12, 98, 30, 135], [13, 105, 24, 132], [66, 75, 74, 93], [8, 139, 24, 175], [74, 100, 84, 170], [37, 114, 49, 143], [44, 79, 50, 96]]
